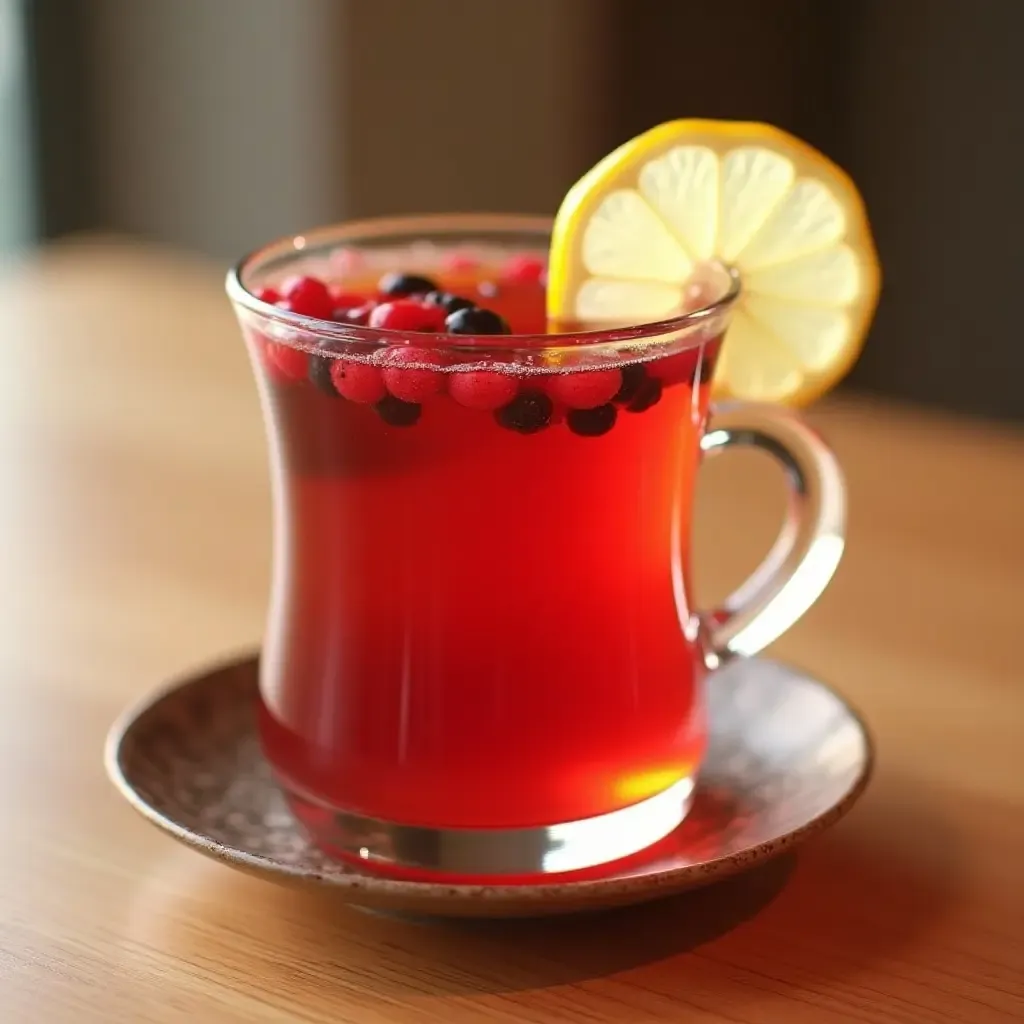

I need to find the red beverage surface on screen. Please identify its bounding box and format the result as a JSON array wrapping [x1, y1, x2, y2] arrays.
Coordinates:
[[248, 271, 718, 830]]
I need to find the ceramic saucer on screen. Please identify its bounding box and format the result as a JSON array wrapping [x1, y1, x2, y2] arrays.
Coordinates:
[[105, 653, 872, 917]]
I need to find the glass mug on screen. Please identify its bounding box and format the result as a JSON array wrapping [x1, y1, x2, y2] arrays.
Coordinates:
[[226, 215, 845, 880]]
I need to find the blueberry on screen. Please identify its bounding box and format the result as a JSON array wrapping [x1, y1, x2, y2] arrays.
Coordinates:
[[614, 363, 647, 404], [378, 272, 439, 297], [425, 291, 476, 315], [495, 390, 553, 434], [625, 376, 663, 413], [446, 307, 511, 335], [308, 341, 346, 397], [375, 395, 421, 427], [568, 404, 617, 437]]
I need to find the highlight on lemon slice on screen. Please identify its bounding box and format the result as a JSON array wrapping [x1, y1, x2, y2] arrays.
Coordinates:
[[547, 119, 881, 405]]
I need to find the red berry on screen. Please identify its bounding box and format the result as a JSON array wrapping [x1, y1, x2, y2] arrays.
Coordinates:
[[329, 359, 387, 403], [265, 342, 308, 382], [281, 275, 334, 320], [329, 288, 366, 309], [369, 299, 447, 333], [545, 368, 623, 409], [449, 369, 519, 411], [255, 286, 282, 304], [379, 346, 448, 402], [502, 254, 546, 285]]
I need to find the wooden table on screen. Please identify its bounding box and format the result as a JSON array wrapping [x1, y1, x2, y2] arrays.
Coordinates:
[[1, 239, 1021, 1023]]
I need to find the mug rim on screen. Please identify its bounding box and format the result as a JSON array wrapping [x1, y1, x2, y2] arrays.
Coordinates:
[[225, 213, 740, 352]]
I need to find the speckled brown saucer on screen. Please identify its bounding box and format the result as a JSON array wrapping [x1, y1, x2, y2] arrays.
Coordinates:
[[105, 654, 872, 917]]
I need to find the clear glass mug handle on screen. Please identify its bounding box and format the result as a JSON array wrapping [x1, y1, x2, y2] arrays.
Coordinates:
[[699, 402, 846, 667]]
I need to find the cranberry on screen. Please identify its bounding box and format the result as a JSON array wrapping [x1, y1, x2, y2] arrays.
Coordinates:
[[280, 275, 334, 320], [329, 359, 387, 403], [378, 272, 439, 298], [545, 368, 623, 409], [568, 404, 617, 437], [255, 286, 282, 304], [449, 369, 519, 411], [445, 307, 511, 336], [329, 288, 366, 309], [379, 346, 448, 402], [501, 254, 546, 285], [369, 300, 447, 333], [265, 342, 308, 382], [495, 390, 553, 434]]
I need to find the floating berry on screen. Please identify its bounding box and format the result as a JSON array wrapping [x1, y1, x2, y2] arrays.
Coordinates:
[[308, 342, 345, 396], [330, 359, 387, 403], [369, 299, 447, 333], [425, 291, 476, 316], [614, 363, 648, 404], [449, 369, 519, 411], [375, 395, 421, 427], [378, 272, 438, 297], [495, 390, 553, 434], [625, 375, 663, 413], [255, 286, 282, 304], [568, 404, 617, 437], [446, 306, 511, 335], [281, 275, 334, 320], [329, 289, 365, 309], [545, 367, 623, 409], [477, 281, 499, 298], [265, 342, 308, 382], [501, 254, 546, 285], [379, 346, 448, 402]]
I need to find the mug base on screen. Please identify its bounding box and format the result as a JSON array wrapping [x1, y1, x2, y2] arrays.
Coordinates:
[[280, 774, 696, 883]]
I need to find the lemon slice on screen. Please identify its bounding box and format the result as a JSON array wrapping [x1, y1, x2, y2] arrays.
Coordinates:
[[547, 119, 881, 404]]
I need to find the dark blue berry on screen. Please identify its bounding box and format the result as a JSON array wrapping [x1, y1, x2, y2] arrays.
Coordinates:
[[378, 272, 439, 297], [496, 390, 552, 434], [375, 395, 421, 426], [568, 404, 617, 437], [446, 307, 511, 335], [308, 341, 346, 397], [425, 291, 476, 315], [614, 363, 647, 404], [626, 376, 663, 413]]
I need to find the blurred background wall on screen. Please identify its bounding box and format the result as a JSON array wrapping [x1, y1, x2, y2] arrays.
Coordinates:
[[4, 0, 1023, 421]]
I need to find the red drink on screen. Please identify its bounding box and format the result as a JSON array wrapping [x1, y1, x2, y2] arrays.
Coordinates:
[[230, 217, 735, 878]]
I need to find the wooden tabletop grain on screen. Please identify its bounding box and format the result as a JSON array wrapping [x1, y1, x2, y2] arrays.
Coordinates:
[[0, 238, 1021, 1023]]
